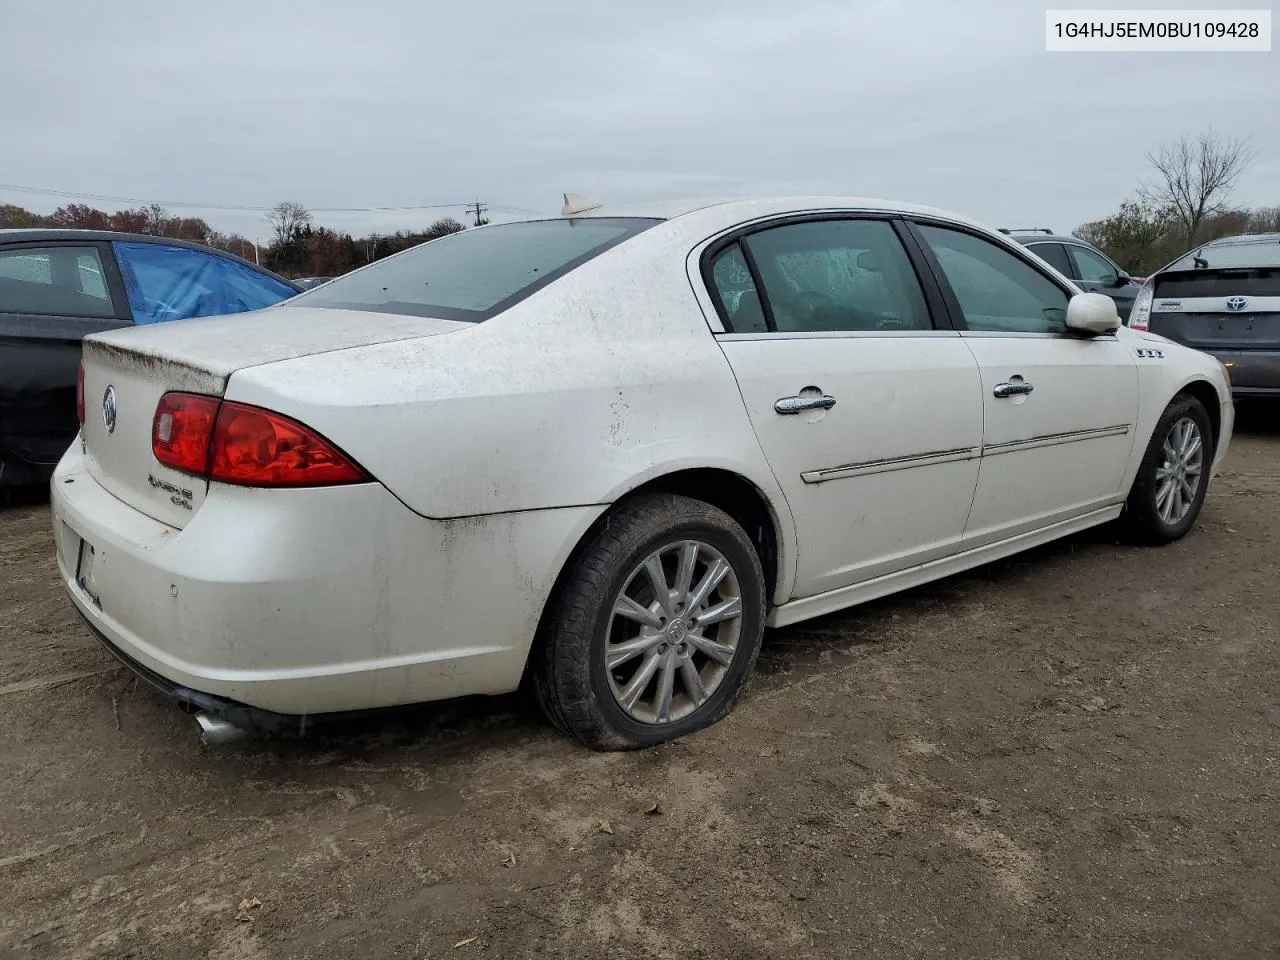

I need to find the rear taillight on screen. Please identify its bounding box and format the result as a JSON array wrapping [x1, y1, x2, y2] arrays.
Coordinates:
[[210, 402, 369, 486], [151, 392, 369, 488], [76, 361, 85, 426], [153, 393, 219, 475], [1128, 281, 1153, 331]]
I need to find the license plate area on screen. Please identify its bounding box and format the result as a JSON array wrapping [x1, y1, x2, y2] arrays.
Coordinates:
[[75, 537, 103, 609]]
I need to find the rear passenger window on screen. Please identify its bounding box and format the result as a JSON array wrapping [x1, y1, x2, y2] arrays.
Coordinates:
[[0, 246, 114, 317], [708, 244, 767, 333], [738, 219, 932, 333], [113, 242, 296, 325]]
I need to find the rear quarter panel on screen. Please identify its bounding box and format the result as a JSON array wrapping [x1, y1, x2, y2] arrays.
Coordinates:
[[221, 222, 794, 550]]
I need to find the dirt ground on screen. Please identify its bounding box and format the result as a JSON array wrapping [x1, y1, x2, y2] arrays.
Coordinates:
[[2, 408, 1278, 960]]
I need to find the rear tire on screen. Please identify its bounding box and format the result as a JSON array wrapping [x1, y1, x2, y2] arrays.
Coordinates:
[[1123, 393, 1214, 545], [531, 493, 766, 750]]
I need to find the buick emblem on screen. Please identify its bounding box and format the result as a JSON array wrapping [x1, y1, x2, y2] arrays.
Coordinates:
[[1225, 296, 1249, 312], [102, 385, 118, 434]]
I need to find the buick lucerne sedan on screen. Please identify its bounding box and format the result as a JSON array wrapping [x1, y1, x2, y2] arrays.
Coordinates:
[[52, 196, 1233, 749]]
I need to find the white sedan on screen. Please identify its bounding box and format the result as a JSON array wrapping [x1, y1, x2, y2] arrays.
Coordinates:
[[52, 196, 1233, 749]]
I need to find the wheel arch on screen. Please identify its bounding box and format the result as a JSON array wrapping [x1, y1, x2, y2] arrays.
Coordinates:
[[525, 466, 794, 682], [1175, 378, 1222, 451]]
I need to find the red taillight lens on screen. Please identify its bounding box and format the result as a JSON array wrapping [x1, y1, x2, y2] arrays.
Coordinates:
[[152, 393, 368, 487], [210, 401, 368, 487], [76, 361, 85, 426], [152, 392, 219, 475]]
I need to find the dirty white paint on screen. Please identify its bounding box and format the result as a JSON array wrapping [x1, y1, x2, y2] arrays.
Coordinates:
[[54, 196, 1234, 719]]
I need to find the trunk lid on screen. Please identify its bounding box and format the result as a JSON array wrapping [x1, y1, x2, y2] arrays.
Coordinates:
[[1149, 269, 1280, 350], [80, 307, 465, 527]]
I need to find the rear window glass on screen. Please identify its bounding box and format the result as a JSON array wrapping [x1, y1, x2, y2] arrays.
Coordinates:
[[1167, 240, 1280, 271], [290, 218, 660, 321], [1154, 269, 1280, 299]]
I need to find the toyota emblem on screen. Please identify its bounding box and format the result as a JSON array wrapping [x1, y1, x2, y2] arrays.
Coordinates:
[[1225, 296, 1249, 312], [102, 385, 118, 434]]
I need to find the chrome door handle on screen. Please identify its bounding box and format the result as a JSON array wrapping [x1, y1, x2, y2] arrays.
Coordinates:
[[775, 394, 837, 414], [993, 380, 1034, 399]]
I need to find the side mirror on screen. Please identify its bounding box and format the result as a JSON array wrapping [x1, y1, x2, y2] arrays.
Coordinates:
[[1111, 269, 1130, 288], [1065, 292, 1121, 335]]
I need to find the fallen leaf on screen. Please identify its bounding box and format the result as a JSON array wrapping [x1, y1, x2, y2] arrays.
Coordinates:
[[645, 800, 663, 816], [598, 820, 614, 835], [501, 851, 516, 867], [454, 936, 477, 948], [234, 897, 262, 922]]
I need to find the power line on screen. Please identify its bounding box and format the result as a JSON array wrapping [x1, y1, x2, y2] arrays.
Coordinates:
[[0, 182, 535, 216], [467, 199, 489, 226]]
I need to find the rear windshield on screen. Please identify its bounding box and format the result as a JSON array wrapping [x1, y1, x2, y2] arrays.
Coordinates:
[[1154, 268, 1280, 299], [1166, 240, 1280, 271], [288, 217, 660, 321]]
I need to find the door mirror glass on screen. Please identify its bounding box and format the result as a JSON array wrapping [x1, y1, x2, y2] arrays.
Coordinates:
[[1065, 292, 1120, 334]]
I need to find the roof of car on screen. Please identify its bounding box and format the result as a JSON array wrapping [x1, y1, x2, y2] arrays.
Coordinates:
[[1002, 231, 1087, 246], [550, 195, 992, 230], [0, 227, 221, 247], [0, 228, 298, 287], [1201, 232, 1280, 247]]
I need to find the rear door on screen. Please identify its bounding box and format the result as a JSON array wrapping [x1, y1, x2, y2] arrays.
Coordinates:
[[910, 222, 1138, 548], [703, 215, 984, 598], [0, 242, 130, 471]]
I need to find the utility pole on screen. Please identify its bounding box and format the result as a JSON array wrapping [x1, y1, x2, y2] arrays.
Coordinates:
[[467, 199, 488, 227]]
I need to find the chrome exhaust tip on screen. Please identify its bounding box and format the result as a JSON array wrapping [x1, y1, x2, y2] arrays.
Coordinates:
[[195, 712, 248, 745]]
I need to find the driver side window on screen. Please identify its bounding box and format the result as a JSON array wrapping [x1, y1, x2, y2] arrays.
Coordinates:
[[730, 219, 932, 334]]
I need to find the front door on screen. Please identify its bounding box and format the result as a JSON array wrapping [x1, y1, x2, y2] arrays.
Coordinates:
[[912, 223, 1139, 547], [703, 216, 984, 599], [1066, 242, 1139, 322]]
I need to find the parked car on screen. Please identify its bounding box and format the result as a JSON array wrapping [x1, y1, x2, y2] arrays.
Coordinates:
[[293, 277, 334, 290], [1001, 228, 1143, 323], [1129, 233, 1280, 397], [53, 197, 1232, 749], [0, 230, 299, 486]]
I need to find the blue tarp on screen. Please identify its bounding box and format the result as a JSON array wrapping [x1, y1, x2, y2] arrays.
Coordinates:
[[113, 242, 295, 324]]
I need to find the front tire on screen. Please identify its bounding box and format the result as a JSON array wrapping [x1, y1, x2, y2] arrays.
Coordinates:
[[1124, 393, 1214, 544], [531, 493, 767, 750]]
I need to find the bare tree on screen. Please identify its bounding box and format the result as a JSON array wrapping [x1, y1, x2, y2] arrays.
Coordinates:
[[1140, 129, 1256, 249], [266, 201, 312, 247], [143, 203, 172, 236]]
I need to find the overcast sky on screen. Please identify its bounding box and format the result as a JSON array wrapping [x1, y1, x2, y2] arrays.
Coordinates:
[[2, 0, 1276, 239]]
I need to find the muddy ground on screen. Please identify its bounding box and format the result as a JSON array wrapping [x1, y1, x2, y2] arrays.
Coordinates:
[[2, 407, 1278, 960]]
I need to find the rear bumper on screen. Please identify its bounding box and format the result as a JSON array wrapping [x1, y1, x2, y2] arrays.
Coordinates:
[[1199, 349, 1280, 395], [51, 444, 604, 719]]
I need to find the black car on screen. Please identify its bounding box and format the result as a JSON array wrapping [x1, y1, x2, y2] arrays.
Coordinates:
[[1129, 233, 1280, 397], [1001, 228, 1143, 322], [0, 230, 299, 487]]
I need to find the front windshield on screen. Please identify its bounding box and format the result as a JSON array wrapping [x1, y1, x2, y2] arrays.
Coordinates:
[[288, 217, 659, 321]]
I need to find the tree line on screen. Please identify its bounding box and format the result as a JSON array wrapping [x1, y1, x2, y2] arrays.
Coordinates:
[[1073, 129, 1276, 276], [3, 130, 1270, 283], [0, 198, 465, 279]]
